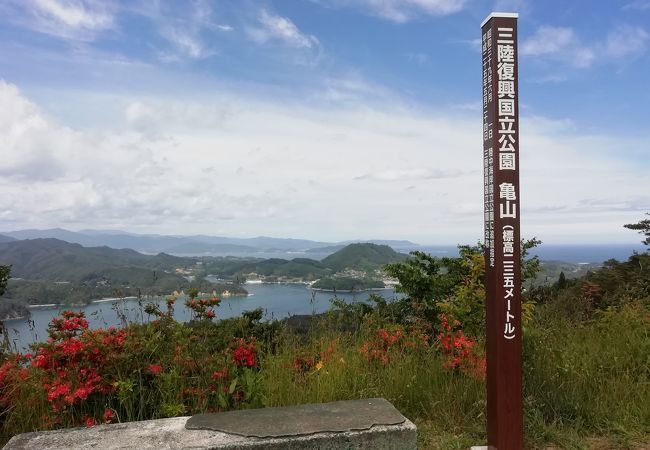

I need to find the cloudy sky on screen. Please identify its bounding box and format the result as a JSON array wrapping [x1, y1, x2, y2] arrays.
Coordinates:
[[0, 0, 648, 245]]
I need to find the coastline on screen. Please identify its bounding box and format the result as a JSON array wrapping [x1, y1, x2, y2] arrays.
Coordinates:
[[92, 296, 139, 303], [309, 287, 389, 293]]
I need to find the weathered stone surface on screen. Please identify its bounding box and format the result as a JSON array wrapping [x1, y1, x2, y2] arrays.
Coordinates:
[[4, 398, 417, 449], [186, 398, 405, 437]]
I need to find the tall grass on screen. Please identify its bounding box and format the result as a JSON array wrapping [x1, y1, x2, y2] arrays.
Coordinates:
[[523, 302, 650, 448]]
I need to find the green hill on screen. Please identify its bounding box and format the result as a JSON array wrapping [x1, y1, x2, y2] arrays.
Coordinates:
[[0, 238, 187, 281], [205, 257, 331, 281], [321, 243, 407, 272], [0, 239, 246, 309]]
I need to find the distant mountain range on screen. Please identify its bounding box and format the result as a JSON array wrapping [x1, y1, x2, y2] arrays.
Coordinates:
[[0, 228, 421, 258], [0, 238, 185, 281], [0, 228, 645, 263], [0, 234, 16, 243]]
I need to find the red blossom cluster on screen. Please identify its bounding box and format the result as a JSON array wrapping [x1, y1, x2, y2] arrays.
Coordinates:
[[292, 339, 339, 374], [359, 327, 406, 365], [211, 369, 229, 381], [435, 314, 486, 379], [293, 356, 316, 373], [148, 364, 163, 376], [47, 311, 89, 341], [103, 408, 116, 424], [32, 312, 128, 412], [229, 338, 258, 368], [185, 296, 221, 320]]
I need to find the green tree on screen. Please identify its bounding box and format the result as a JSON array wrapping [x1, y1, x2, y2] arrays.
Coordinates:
[[384, 250, 466, 322], [624, 213, 650, 247], [0, 265, 11, 352], [0, 265, 9, 297], [384, 239, 541, 336]]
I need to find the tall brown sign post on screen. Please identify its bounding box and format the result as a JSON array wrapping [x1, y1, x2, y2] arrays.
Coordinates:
[[481, 12, 523, 450]]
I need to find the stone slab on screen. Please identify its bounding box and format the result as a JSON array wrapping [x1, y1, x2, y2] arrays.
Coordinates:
[[4, 399, 417, 450], [186, 398, 405, 438]]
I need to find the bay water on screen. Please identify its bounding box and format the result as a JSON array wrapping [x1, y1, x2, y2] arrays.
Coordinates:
[[2, 284, 399, 352]]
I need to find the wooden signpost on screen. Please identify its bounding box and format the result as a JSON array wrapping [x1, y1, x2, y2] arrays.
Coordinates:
[[481, 12, 523, 450]]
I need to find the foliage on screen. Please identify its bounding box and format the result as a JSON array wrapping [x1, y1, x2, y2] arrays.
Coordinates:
[[624, 212, 650, 246], [383, 250, 465, 323], [199, 243, 405, 282], [320, 243, 407, 272], [385, 240, 541, 338], [528, 252, 650, 321], [0, 238, 186, 280], [524, 302, 650, 448], [0, 265, 9, 297]]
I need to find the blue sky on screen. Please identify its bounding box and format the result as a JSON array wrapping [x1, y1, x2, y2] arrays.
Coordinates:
[[0, 0, 648, 245]]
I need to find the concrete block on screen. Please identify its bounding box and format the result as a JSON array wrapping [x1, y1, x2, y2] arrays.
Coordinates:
[[4, 398, 417, 449]]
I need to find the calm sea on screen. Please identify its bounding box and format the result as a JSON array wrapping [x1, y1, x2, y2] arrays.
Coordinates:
[[2, 283, 399, 352]]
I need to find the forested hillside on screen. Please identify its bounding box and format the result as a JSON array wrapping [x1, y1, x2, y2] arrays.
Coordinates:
[[0, 239, 245, 312], [321, 243, 407, 272]]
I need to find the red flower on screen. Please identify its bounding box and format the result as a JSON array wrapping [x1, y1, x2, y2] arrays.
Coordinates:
[[47, 382, 71, 402], [103, 408, 115, 424], [211, 369, 229, 381], [232, 346, 257, 368], [74, 386, 91, 401], [148, 364, 163, 375], [228, 338, 259, 368], [83, 416, 96, 427]]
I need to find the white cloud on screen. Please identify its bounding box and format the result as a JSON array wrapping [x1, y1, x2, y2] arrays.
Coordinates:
[[162, 28, 208, 59], [320, 0, 465, 23], [0, 80, 647, 244], [522, 24, 649, 71], [125, 1, 219, 61], [521, 26, 595, 68], [248, 10, 319, 48], [13, 0, 114, 40], [623, 0, 650, 10], [604, 25, 649, 58], [354, 168, 462, 181], [521, 26, 575, 56]]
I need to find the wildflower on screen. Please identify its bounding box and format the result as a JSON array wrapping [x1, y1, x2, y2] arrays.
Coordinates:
[[315, 361, 324, 371], [293, 356, 315, 373], [47, 382, 71, 402], [83, 416, 96, 428], [230, 339, 258, 368], [103, 408, 116, 424], [211, 369, 229, 381], [74, 386, 91, 401], [148, 364, 163, 375]]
